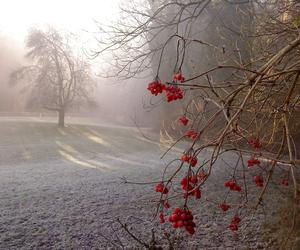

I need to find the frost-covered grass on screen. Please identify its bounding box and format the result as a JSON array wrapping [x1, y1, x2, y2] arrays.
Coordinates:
[[0, 117, 292, 249], [0, 117, 179, 249]]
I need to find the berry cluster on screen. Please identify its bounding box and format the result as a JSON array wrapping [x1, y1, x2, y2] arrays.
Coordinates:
[[224, 180, 242, 192], [147, 79, 184, 103], [155, 183, 169, 194], [179, 116, 189, 126], [181, 154, 190, 162], [147, 80, 165, 96], [247, 158, 260, 167], [181, 154, 197, 167], [173, 73, 185, 82], [168, 208, 196, 235], [229, 215, 241, 231], [248, 138, 262, 149], [185, 129, 199, 140], [253, 175, 264, 187], [164, 85, 184, 102], [219, 202, 230, 212], [180, 176, 201, 199]]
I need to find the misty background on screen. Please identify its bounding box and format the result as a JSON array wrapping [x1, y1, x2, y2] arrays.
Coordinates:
[[0, 0, 162, 128]]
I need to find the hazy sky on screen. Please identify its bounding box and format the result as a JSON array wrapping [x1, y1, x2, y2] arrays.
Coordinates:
[[0, 0, 120, 42]]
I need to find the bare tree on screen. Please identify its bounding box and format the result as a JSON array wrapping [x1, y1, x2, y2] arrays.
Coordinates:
[[94, 0, 300, 247], [11, 27, 96, 127]]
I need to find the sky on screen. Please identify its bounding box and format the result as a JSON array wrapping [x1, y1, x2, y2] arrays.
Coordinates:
[[0, 0, 121, 43]]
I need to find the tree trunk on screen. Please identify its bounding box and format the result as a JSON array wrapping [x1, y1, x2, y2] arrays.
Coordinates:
[[58, 109, 65, 127]]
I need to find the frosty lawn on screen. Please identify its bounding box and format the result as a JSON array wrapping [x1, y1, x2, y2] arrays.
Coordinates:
[[0, 117, 287, 249]]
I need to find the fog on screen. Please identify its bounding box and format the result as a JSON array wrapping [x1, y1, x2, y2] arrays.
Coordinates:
[[0, 0, 162, 128], [0, 0, 251, 129], [0, 38, 157, 128], [0, 35, 24, 112]]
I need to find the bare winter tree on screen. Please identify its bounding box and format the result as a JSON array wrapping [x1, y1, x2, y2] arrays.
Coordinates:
[[11, 27, 96, 127], [93, 0, 300, 248]]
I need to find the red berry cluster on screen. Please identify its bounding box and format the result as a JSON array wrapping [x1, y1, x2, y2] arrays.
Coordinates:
[[168, 207, 196, 235], [280, 178, 289, 186], [224, 180, 242, 192], [219, 202, 230, 212], [155, 183, 169, 194], [147, 80, 165, 96], [253, 175, 264, 187], [229, 215, 241, 231], [147, 80, 184, 103], [181, 154, 197, 167], [185, 129, 199, 140], [247, 158, 260, 167], [181, 176, 201, 199], [248, 138, 262, 149], [173, 73, 185, 82], [181, 154, 191, 162], [179, 116, 189, 126], [164, 85, 184, 102]]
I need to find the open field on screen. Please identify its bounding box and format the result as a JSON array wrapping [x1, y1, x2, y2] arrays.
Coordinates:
[[0, 117, 293, 249]]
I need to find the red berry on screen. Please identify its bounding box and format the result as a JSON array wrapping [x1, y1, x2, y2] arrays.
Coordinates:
[[186, 227, 195, 235], [186, 214, 193, 220], [194, 188, 201, 199], [253, 175, 264, 187], [155, 183, 168, 194], [164, 85, 184, 102], [180, 213, 187, 221], [231, 215, 241, 224], [172, 214, 180, 222], [173, 73, 185, 82], [219, 202, 230, 212], [181, 177, 188, 186], [224, 180, 241, 192], [232, 184, 242, 192], [177, 220, 184, 227], [247, 158, 260, 167], [248, 138, 262, 149], [189, 176, 198, 184], [181, 154, 191, 162], [147, 80, 165, 96], [185, 210, 192, 216], [185, 129, 199, 140], [173, 207, 182, 214], [190, 157, 197, 167], [229, 223, 238, 231], [179, 116, 189, 126]]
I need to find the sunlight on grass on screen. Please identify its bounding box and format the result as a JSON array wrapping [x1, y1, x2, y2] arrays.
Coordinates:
[[84, 133, 111, 147], [58, 150, 113, 170], [56, 141, 77, 154]]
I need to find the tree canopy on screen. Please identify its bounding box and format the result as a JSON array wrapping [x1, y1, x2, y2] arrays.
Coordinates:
[[11, 27, 96, 127]]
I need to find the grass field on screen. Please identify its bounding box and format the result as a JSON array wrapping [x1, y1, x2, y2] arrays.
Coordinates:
[[0, 117, 295, 249]]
